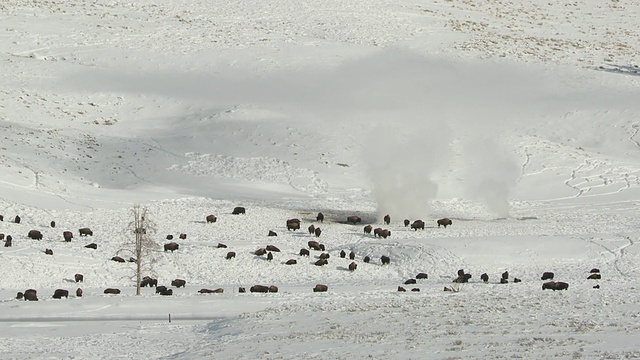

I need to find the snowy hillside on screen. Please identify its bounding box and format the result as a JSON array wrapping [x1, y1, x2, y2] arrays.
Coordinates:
[[1, 0, 640, 359]]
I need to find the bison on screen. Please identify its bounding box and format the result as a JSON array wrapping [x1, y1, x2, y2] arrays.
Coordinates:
[[363, 225, 373, 234], [76, 288, 83, 297], [307, 241, 322, 251], [590, 268, 600, 273], [84, 243, 97, 249], [347, 215, 362, 225], [397, 286, 406, 292], [28, 230, 43, 240], [53, 289, 69, 299], [299, 248, 310, 256], [314, 227, 322, 238], [339, 250, 346, 258], [217, 242, 228, 248], [416, 273, 429, 280], [140, 276, 157, 287], [514, 278, 522, 283], [14, 215, 21, 224], [45, 248, 53, 255], [164, 242, 179, 252], [199, 288, 224, 294], [383, 214, 391, 225], [374, 228, 390, 238], [74, 274, 84, 283], [542, 281, 569, 291], [314, 259, 328, 266], [500, 278, 509, 284], [111, 256, 125, 263], [454, 274, 472, 283], [349, 251, 355, 260], [348, 262, 357, 271], [404, 219, 410, 227], [104, 288, 121, 295], [319, 253, 330, 260], [268, 285, 278, 293], [286, 219, 301, 231], [502, 271, 509, 280], [4, 238, 12, 247], [587, 273, 601, 280], [24, 289, 38, 301], [155, 285, 168, 294], [313, 284, 328, 292], [268, 230, 277, 237], [254, 248, 267, 256], [171, 279, 186, 288], [226, 251, 236, 260], [363, 256, 370, 263], [411, 220, 425, 231], [308, 224, 315, 234], [411, 288, 420, 292], [166, 234, 174, 240], [480, 273, 489, 283], [238, 287, 246, 293], [63, 231, 73, 242], [179, 233, 187, 240], [206, 215, 217, 223], [232, 206, 246, 215], [159, 288, 173, 296], [380, 255, 390, 265], [250, 285, 270, 293], [16, 292, 24, 300], [437, 218, 452, 228], [316, 212, 324, 223], [285, 259, 297, 265], [404, 278, 417, 285], [541, 272, 555, 280], [50, 221, 56, 228], [78, 227, 93, 236], [266, 245, 280, 252], [267, 252, 273, 261]]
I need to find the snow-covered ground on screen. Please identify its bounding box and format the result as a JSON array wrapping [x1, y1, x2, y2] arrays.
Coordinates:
[[1, 0, 640, 359]]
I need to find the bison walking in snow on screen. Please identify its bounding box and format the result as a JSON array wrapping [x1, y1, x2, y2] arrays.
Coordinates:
[[78, 227, 93, 236], [437, 218, 452, 228]]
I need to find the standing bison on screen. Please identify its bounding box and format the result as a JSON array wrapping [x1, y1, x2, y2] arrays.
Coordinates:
[[74, 274, 84, 283], [308, 224, 315, 234], [53, 289, 69, 299], [226, 251, 236, 260], [542, 281, 569, 291], [380, 255, 390, 265], [78, 228, 93, 236], [316, 212, 324, 223], [268, 230, 277, 237], [63, 231, 73, 242], [314, 227, 322, 238], [171, 279, 186, 288], [348, 262, 357, 271], [346, 215, 362, 225], [232, 207, 246, 215], [411, 220, 425, 231], [299, 248, 310, 256], [313, 284, 328, 292], [480, 273, 489, 283], [383, 214, 391, 225], [437, 218, 452, 228], [28, 230, 43, 240], [164, 242, 179, 252], [541, 272, 555, 280], [206, 215, 217, 223], [24, 289, 38, 301], [363, 225, 373, 234], [286, 219, 301, 231]]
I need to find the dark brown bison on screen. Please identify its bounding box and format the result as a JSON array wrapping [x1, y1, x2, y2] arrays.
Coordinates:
[[140, 276, 157, 287], [53, 289, 69, 299], [457, 269, 465, 277], [0, 215, 3, 221], [480, 273, 489, 282], [411, 220, 425, 231], [232, 206, 246, 215], [590, 268, 600, 273], [14, 215, 21, 224], [404, 219, 410, 227], [268, 230, 277, 237], [397, 286, 406, 292], [45, 248, 53, 255], [78, 228, 93, 236], [166, 234, 174, 240], [164, 242, 179, 252], [349, 251, 355, 260], [319, 253, 330, 260], [285, 259, 297, 265], [111, 256, 125, 263], [50, 221, 56, 228], [206, 215, 217, 223], [514, 278, 522, 283], [454, 274, 472, 283], [299, 248, 310, 256], [363, 256, 370, 263], [286, 219, 301, 231], [28, 230, 43, 240], [339, 250, 346, 258], [199, 288, 224, 294], [266, 245, 280, 252], [383, 214, 391, 225], [308, 224, 315, 234], [593, 285, 600, 289], [541, 272, 554, 280], [347, 215, 362, 225], [411, 288, 420, 292], [542, 281, 569, 291], [314, 227, 322, 237], [502, 271, 509, 280], [404, 278, 416, 285], [84, 243, 97, 249], [348, 262, 357, 271], [226, 251, 236, 260], [250, 285, 270, 293], [171, 279, 186, 288], [76, 288, 83, 297], [319, 243, 325, 251], [104, 288, 121, 295], [416, 273, 429, 279], [363, 225, 373, 234], [155, 285, 168, 294], [267, 252, 273, 261], [179, 233, 187, 240], [238, 287, 246, 293], [254, 248, 267, 256], [587, 273, 601, 280], [268, 285, 278, 293], [316, 212, 324, 223], [217, 242, 227, 248], [0, 234, 4, 240], [500, 278, 508, 284], [314, 259, 328, 266], [24, 289, 38, 301], [16, 292, 24, 300], [159, 288, 173, 296], [63, 231, 73, 242], [380, 255, 390, 265], [4, 238, 11, 247], [437, 218, 452, 228], [74, 274, 84, 283], [313, 284, 328, 292], [374, 229, 390, 238], [307, 240, 322, 251]]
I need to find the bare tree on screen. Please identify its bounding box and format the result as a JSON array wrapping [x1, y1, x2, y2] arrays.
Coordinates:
[[118, 205, 160, 295]]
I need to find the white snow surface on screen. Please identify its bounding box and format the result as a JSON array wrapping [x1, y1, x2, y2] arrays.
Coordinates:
[[1, 0, 640, 359]]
